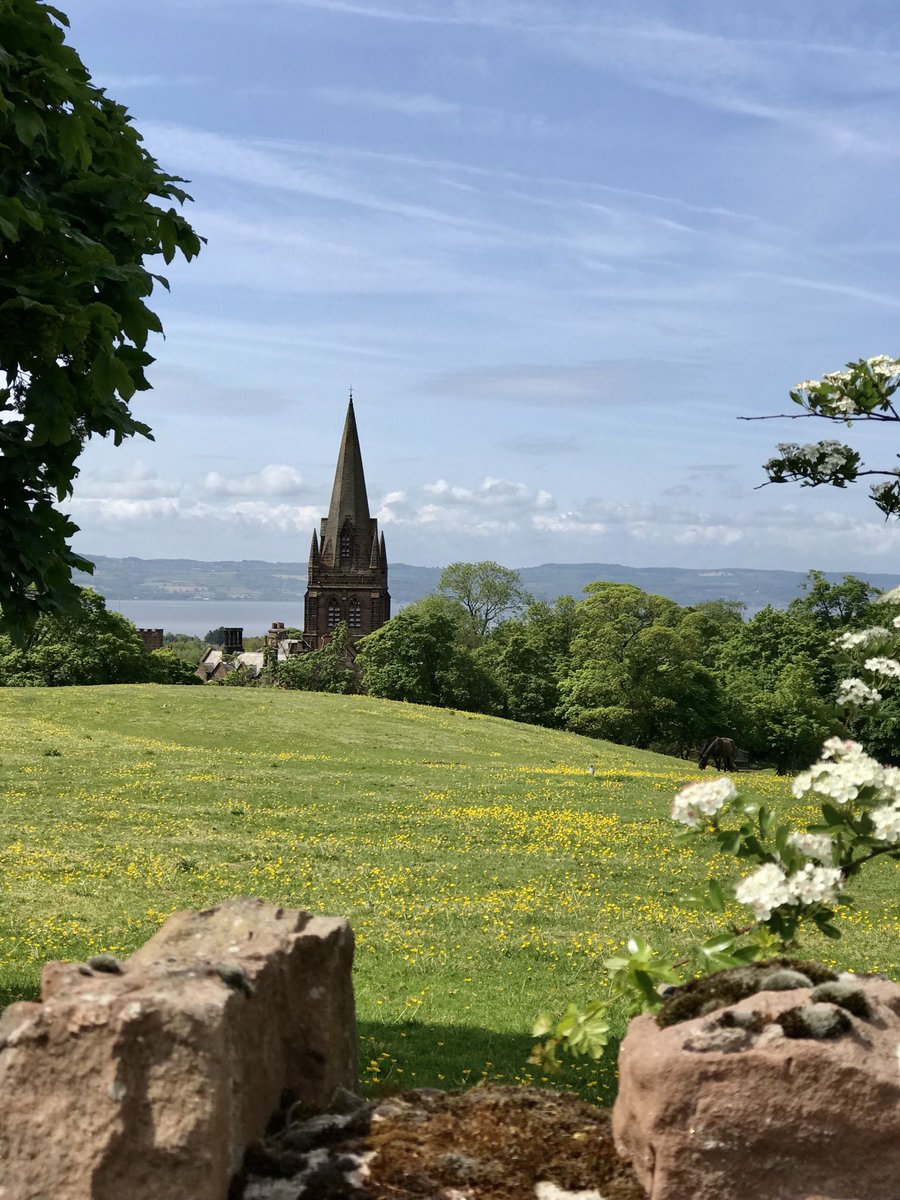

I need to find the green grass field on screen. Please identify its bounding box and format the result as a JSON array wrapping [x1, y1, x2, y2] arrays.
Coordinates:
[[1, 686, 896, 1103]]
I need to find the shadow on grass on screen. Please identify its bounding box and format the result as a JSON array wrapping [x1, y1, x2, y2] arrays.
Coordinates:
[[0, 976, 40, 1011], [356, 1018, 621, 1108], [0, 988, 621, 1107]]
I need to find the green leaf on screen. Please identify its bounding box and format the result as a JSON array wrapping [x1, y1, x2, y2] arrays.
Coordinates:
[[13, 106, 45, 147]]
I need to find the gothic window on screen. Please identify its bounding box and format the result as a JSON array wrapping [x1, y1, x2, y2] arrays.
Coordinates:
[[327, 599, 341, 628], [340, 528, 352, 562], [349, 602, 362, 629]]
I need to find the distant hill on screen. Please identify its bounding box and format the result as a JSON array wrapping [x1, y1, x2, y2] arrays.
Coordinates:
[[73, 556, 900, 613]]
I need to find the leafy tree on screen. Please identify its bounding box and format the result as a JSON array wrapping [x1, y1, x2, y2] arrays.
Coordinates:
[[358, 596, 502, 712], [148, 647, 202, 685], [204, 628, 227, 646], [756, 356, 900, 517], [0, 1, 201, 640], [438, 561, 531, 638], [713, 606, 839, 768], [559, 583, 721, 751], [273, 622, 359, 694], [0, 588, 152, 685], [788, 569, 878, 629], [478, 596, 579, 728], [745, 664, 839, 774], [162, 633, 204, 665]]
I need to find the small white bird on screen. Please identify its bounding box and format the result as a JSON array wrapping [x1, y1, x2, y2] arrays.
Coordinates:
[[587, 764, 595, 775]]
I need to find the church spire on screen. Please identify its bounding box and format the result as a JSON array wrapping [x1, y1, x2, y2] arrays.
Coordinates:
[[325, 392, 371, 534]]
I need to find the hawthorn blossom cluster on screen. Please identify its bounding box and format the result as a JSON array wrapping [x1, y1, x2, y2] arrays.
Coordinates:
[[734, 861, 843, 921], [836, 677, 882, 707], [835, 626, 889, 651], [787, 831, 834, 862], [872, 804, 900, 844], [772, 440, 853, 475], [793, 738, 885, 805], [671, 777, 736, 828], [864, 656, 900, 679], [792, 356, 900, 415]]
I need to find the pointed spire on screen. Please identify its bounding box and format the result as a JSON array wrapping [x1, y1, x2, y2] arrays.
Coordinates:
[[308, 528, 319, 563], [379, 531, 387, 568], [325, 393, 371, 535], [369, 532, 380, 568]]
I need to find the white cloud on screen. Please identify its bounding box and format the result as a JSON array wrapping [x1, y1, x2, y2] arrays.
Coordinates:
[[202, 464, 306, 497]]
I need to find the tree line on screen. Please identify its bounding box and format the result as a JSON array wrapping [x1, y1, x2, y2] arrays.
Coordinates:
[[281, 562, 895, 771], [1, 564, 893, 770]]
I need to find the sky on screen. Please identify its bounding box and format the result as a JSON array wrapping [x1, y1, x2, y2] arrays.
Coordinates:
[[62, 0, 900, 572]]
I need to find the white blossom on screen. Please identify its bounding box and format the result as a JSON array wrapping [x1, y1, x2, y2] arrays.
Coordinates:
[[834, 627, 889, 650], [871, 803, 900, 844], [864, 656, 900, 679], [734, 863, 794, 921], [787, 864, 842, 906], [876, 585, 900, 605], [893, 615, 900, 629], [793, 742, 883, 805], [787, 831, 834, 862], [671, 777, 736, 828], [878, 766, 900, 804], [836, 677, 882, 707]]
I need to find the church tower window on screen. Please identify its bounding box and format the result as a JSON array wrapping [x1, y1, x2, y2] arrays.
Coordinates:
[[348, 602, 362, 628], [340, 528, 352, 562], [327, 599, 341, 628]]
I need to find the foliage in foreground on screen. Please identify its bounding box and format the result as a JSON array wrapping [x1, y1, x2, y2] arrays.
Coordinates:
[[0, 0, 201, 640], [534, 592, 900, 1070]]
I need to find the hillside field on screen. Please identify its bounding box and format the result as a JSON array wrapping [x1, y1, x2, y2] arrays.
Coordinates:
[[0, 686, 896, 1103]]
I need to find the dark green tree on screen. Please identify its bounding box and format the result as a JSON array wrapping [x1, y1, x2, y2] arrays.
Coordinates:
[[788, 570, 878, 629], [558, 583, 721, 751], [0, 1, 201, 639], [148, 647, 203, 685], [273, 622, 359, 695], [357, 596, 502, 712], [478, 596, 579, 728], [0, 588, 152, 685], [438, 561, 530, 638]]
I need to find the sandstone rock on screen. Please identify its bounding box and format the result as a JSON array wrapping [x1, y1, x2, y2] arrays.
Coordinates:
[[0, 898, 357, 1200], [613, 972, 900, 1200]]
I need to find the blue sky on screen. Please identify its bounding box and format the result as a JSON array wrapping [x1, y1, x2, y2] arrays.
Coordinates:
[[63, 0, 900, 572]]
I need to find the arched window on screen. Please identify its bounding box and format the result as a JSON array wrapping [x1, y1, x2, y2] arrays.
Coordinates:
[[348, 602, 362, 628], [327, 599, 341, 629], [340, 528, 352, 561]]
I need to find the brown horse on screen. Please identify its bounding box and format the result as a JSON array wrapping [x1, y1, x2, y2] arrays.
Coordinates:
[[698, 736, 736, 771]]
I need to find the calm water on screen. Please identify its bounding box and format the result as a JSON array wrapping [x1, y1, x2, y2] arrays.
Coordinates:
[[110, 600, 303, 639]]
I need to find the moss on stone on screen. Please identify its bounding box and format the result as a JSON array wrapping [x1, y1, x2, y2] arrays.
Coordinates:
[[810, 980, 872, 1019], [656, 959, 838, 1028], [778, 1002, 851, 1040]]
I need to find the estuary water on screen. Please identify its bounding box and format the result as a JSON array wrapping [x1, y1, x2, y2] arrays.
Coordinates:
[[109, 600, 303, 639]]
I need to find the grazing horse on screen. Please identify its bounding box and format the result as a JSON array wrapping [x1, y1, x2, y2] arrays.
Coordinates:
[[698, 736, 737, 772]]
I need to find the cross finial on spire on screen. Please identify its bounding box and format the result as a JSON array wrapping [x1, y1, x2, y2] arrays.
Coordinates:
[[348, 386, 353, 405]]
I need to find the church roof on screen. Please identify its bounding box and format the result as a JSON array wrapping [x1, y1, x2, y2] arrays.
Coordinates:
[[325, 396, 371, 533]]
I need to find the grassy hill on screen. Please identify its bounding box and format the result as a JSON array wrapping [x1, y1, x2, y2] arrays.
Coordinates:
[[0, 687, 896, 1102]]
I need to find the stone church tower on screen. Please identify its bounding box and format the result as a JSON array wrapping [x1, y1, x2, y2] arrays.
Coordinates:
[[303, 396, 390, 648]]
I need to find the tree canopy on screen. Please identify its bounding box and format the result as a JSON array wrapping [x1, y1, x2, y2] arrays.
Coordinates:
[[0, 587, 152, 685], [0, 1, 201, 639], [438, 561, 530, 638]]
